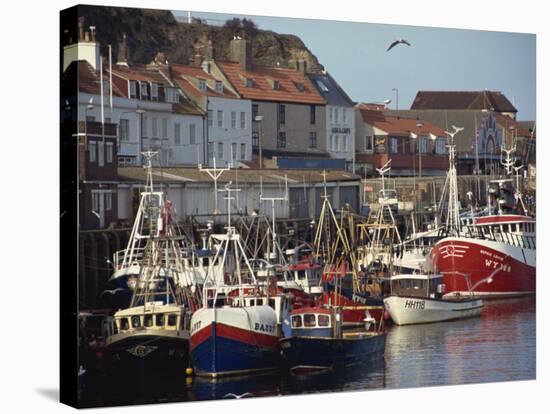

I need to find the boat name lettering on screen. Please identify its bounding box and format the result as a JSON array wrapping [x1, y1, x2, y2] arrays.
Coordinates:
[[191, 320, 202, 333], [404, 300, 425, 310], [352, 294, 368, 304], [254, 322, 275, 333], [484, 259, 511, 273]]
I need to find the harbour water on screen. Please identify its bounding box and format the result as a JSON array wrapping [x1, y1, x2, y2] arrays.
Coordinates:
[[80, 297, 535, 407]]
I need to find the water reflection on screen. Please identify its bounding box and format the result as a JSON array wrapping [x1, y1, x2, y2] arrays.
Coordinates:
[[81, 297, 535, 407]]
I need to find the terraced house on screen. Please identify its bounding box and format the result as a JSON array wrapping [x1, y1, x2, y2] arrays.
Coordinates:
[[205, 38, 328, 167]]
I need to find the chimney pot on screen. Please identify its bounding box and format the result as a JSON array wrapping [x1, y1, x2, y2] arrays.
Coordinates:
[[78, 17, 85, 41]]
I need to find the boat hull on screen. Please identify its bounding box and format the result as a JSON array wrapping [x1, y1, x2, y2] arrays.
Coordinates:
[[432, 237, 535, 298], [105, 333, 188, 376], [383, 295, 483, 325], [189, 306, 280, 377], [280, 333, 386, 373]]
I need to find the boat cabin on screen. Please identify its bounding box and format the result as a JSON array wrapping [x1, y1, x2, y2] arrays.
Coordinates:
[[389, 274, 445, 299], [290, 307, 334, 338], [105, 302, 189, 341], [287, 261, 322, 295], [461, 215, 536, 250]]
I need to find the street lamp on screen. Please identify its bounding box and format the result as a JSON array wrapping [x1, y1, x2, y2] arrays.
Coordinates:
[[392, 88, 399, 112], [254, 115, 264, 169], [416, 120, 424, 178]]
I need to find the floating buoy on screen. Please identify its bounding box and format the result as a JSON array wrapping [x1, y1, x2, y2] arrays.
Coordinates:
[[185, 367, 193, 376]]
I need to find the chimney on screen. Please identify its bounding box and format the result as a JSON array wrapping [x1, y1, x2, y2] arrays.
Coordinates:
[[229, 37, 251, 71], [89, 26, 96, 42], [296, 59, 308, 75], [78, 17, 85, 41], [116, 33, 129, 66], [191, 46, 202, 67]]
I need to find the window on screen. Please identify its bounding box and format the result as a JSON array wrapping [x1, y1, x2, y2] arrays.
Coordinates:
[[436, 139, 446, 154], [106, 142, 114, 163], [240, 112, 246, 129], [334, 107, 339, 123], [165, 87, 179, 103], [277, 131, 286, 148], [315, 79, 329, 92], [152, 118, 158, 138], [329, 107, 333, 123], [329, 135, 333, 150], [278, 104, 286, 125], [245, 77, 254, 88], [162, 118, 168, 138], [144, 315, 153, 327], [217, 110, 223, 128], [318, 314, 330, 327], [231, 111, 237, 129], [198, 78, 206, 92], [304, 314, 316, 327], [231, 143, 237, 161], [88, 141, 96, 162], [119, 119, 129, 141], [174, 123, 181, 145], [365, 135, 374, 152], [92, 191, 99, 211], [217, 142, 224, 160], [340, 136, 346, 151], [240, 143, 246, 160], [419, 137, 428, 153], [207, 142, 214, 160], [151, 83, 159, 100], [390, 137, 398, 154], [120, 318, 129, 330], [215, 81, 223, 94], [310, 104, 316, 125], [98, 141, 104, 167], [334, 135, 339, 152], [168, 314, 177, 327], [132, 316, 141, 328], [140, 82, 148, 100], [273, 80, 280, 90], [343, 108, 347, 123], [189, 124, 196, 145], [207, 110, 213, 127], [252, 132, 259, 149], [129, 81, 138, 99], [155, 314, 164, 327], [309, 131, 317, 148], [86, 115, 96, 122], [105, 191, 112, 210], [252, 104, 259, 120], [292, 315, 302, 328], [296, 82, 304, 92]]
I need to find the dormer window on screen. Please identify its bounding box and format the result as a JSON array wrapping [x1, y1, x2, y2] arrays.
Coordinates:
[[215, 81, 223, 94], [198, 79, 207, 92], [140, 82, 149, 100], [245, 78, 254, 88], [165, 87, 179, 103], [316, 79, 329, 92], [273, 80, 280, 90], [295, 82, 305, 92], [129, 80, 138, 99]]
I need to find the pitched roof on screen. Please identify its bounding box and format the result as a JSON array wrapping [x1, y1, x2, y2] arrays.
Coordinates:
[[308, 73, 355, 107], [170, 64, 239, 99], [493, 113, 532, 137], [411, 91, 517, 113], [65, 60, 125, 97], [216, 61, 326, 105], [110, 65, 168, 85], [358, 108, 447, 137]]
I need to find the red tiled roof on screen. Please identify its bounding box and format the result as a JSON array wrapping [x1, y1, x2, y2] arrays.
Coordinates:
[[359, 109, 447, 137], [70, 60, 125, 97], [216, 61, 326, 105], [171, 64, 239, 99], [110, 66, 168, 85], [411, 91, 517, 113]]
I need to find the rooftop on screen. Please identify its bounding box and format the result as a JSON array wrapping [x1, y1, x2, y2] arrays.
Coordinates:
[[216, 61, 326, 105], [358, 108, 447, 137], [411, 90, 517, 113]]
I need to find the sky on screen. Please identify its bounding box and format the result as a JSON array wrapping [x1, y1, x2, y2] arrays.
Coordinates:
[[172, 10, 536, 120]]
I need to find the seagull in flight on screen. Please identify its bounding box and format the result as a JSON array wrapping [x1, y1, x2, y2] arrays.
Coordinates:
[[223, 392, 253, 399], [386, 38, 411, 52], [100, 288, 127, 296]]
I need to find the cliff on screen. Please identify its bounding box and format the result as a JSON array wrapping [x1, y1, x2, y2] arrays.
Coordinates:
[[71, 5, 324, 72]]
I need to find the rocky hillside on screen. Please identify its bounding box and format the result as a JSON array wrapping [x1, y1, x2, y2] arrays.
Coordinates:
[[73, 5, 324, 72]]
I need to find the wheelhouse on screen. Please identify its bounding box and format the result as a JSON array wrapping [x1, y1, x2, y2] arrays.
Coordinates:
[[389, 274, 445, 299], [290, 307, 333, 338]]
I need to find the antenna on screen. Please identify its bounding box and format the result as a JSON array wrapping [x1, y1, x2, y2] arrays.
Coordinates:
[[199, 157, 230, 214], [218, 182, 241, 229], [260, 174, 289, 264]]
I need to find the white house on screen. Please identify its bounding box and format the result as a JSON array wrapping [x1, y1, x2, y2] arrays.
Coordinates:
[[309, 73, 356, 170]]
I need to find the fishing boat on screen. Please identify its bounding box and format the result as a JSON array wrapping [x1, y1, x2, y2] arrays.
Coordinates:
[[104, 153, 195, 375], [189, 185, 290, 378], [383, 273, 483, 325], [431, 145, 535, 298], [279, 305, 385, 374]]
